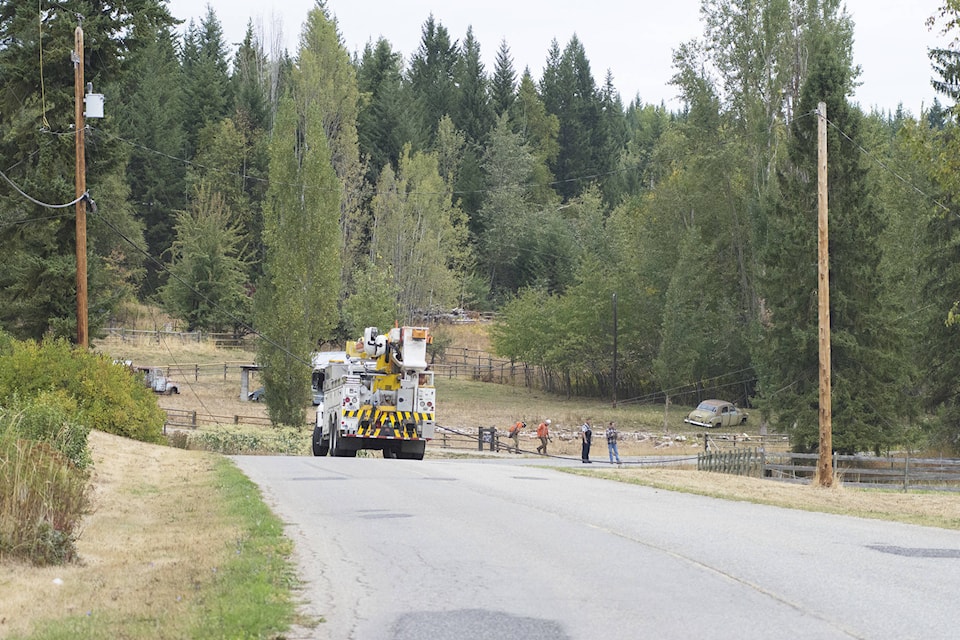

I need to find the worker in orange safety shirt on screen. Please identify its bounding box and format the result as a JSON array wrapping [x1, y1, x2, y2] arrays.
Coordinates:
[[536, 419, 552, 455], [507, 420, 525, 453]]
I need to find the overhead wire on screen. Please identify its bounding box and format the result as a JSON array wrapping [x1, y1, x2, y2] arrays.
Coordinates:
[[0, 167, 89, 208]]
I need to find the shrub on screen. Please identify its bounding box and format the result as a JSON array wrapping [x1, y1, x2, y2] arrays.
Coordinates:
[[0, 428, 90, 565], [189, 429, 306, 455], [1, 391, 91, 469], [0, 338, 165, 443]]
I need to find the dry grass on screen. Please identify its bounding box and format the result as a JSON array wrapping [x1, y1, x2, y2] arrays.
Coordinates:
[[432, 322, 493, 352], [0, 431, 236, 638], [574, 466, 960, 530]]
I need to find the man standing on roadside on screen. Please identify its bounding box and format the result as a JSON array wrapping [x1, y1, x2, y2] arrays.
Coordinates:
[[581, 420, 593, 463], [606, 421, 621, 465], [536, 419, 551, 455]]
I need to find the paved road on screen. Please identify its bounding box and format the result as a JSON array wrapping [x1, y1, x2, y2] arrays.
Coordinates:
[[232, 455, 960, 639]]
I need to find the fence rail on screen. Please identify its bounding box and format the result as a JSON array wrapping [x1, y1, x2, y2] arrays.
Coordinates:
[[161, 407, 275, 431], [102, 327, 251, 348], [699, 449, 960, 491]]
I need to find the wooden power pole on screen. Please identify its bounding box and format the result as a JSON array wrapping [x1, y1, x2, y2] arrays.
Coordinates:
[[612, 292, 618, 408], [817, 101, 833, 488], [74, 24, 88, 348]]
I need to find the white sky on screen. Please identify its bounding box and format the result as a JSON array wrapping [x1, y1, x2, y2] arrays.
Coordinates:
[[167, 0, 949, 116]]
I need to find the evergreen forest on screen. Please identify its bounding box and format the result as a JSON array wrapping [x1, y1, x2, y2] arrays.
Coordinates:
[[5, 0, 960, 452]]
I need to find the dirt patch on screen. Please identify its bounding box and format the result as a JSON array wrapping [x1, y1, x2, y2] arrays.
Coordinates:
[[0, 431, 235, 638]]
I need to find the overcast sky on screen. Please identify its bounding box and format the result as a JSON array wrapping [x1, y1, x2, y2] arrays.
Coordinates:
[[167, 0, 949, 116]]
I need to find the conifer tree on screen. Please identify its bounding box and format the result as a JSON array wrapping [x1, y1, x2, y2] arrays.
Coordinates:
[[115, 24, 187, 295], [180, 7, 232, 159], [490, 39, 517, 117], [757, 5, 906, 453], [539, 35, 608, 200], [0, 0, 173, 339], [357, 37, 408, 181], [161, 184, 249, 331], [406, 15, 459, 149]]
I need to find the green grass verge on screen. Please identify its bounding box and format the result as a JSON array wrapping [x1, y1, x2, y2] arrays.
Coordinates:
[[10, 458, 301, 640]]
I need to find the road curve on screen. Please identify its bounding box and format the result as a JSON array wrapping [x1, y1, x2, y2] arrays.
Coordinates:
[[232, 455, 960, 640]]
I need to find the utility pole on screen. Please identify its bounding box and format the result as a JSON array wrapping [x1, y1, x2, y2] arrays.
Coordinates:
[[817, 101, 833, 488], [612, 292, 618, 408], [74, 24, 88, 348]]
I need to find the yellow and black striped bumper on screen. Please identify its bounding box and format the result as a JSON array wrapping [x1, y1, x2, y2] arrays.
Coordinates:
[[344, 408, 433, 423]]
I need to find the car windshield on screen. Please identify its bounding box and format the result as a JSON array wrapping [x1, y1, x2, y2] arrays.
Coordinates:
[[696, 402, 720, 412]]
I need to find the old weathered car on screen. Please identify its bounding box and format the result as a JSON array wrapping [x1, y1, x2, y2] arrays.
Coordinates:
[[684, 399, 748, 429]]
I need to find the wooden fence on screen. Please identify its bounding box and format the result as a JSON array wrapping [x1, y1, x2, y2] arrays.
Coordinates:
[[698, 447, 765, 476], [161, 407, 275, 432], [699, 449, 960, 491]]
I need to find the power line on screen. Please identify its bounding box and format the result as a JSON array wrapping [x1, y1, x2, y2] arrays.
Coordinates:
[[0, 167, 90, 209], [823, 114, 952, 215]]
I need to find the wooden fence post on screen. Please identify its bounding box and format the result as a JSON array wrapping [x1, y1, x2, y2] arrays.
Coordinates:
[[903, 455, 909, 492]]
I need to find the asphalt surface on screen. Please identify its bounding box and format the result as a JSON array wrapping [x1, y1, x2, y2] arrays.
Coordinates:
[[232, 454, 960, 640]]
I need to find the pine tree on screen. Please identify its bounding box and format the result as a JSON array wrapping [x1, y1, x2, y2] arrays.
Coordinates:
[[357, 37, 408, 181], [490, 39, 517, 117], [453, 26, 494, 145], [114, 23, 187, 295], [539, 35, 608, 200]]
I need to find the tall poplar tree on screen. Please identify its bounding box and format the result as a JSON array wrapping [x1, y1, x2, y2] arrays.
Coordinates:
[[254, 9, 344, 426], [297, 4, 365, 290]]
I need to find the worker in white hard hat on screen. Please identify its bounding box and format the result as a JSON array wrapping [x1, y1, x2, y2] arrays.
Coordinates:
[[536, 419, 552, 455]]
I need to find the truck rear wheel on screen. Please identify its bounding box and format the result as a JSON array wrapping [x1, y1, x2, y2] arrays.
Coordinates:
[[397, 441, 426, 460], [312, 426, 329, 457], [330, 429, 356, 457]]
